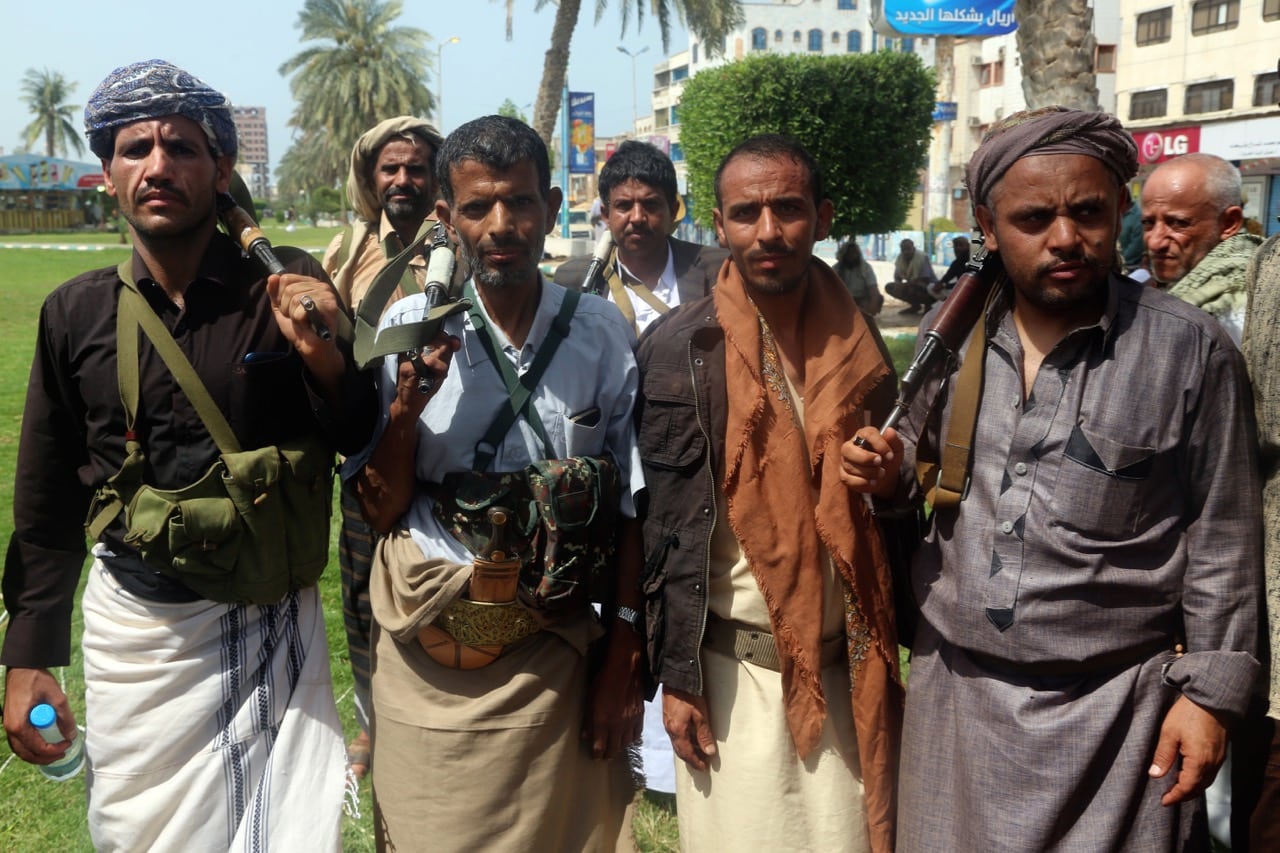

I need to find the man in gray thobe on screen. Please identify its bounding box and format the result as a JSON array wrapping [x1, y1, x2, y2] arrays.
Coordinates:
[[843, 107, 1262, 850]]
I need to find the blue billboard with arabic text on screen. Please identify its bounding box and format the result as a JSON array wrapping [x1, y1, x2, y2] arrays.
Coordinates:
[[875, 0, 1017, 36]]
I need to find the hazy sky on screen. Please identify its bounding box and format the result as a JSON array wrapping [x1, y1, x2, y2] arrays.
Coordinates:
[[1, 1, 687, 171]]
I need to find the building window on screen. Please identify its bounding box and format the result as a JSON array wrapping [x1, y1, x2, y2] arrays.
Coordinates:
[[847, 30, 862, 52], [1185, 79, 1233, 113], [1130, 89, 1168, 119], [1191, 0, 1239, 34], [671, 143, 684, 163], [979, 61, 1005, 87], [808, 29, 824, 51], [774, 29, 783, 42], [1255, 71, 1280, 106], [832, 31, 840, 44], [1266, 0, 1280, 20], [752, 27, 767, 50], [1136, 7, 1172, 45], [1095, 44, 1117, 73], [669, 105, 679, 125], [794, 30, 802, 43], [902, 37, 914, 53], [692, 43, 698, 63], [839, 0, 856, 8], [672, 65, 689, 82]]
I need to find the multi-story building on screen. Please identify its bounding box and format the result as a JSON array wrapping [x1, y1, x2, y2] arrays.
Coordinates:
[[634, 0, 934, 223], [1116, 0, 1280, 234], [933, 3, 1121, 230], [231, 106, 270, 201]]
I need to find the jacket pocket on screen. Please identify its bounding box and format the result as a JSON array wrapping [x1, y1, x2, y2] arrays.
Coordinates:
[[638, 366, 705, 470]]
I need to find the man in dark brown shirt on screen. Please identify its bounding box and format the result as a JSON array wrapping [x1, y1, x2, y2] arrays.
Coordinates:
[[0, 60, 373, 849]]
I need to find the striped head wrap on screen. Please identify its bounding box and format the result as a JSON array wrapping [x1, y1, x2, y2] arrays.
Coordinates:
[[84, 60, 237, 161], [346, 116, 444, 223], [965, 106, 1138, 208]]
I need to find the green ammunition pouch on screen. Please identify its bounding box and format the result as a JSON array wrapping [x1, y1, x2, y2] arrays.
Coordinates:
[[85, 262, 334, 604]]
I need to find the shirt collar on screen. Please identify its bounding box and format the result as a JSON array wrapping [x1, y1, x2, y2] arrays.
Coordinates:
[[460, 274, 559, 368], [616, 241, 676, 292]]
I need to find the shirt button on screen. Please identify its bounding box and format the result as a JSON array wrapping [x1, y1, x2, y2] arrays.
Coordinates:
[[1014, 462, 1028, 476], [1000, 521, 1014, 534]]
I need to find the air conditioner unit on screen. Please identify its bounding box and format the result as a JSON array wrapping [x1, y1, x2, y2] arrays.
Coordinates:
[[998, 46, 1006, 60], [994, 107, 1004, 120], [970, 55, 984, 66], [968, 116, 983, 127]]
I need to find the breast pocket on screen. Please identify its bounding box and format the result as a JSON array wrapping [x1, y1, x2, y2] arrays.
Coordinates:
[[1051, 423, 1157, 540], [638, 367, 705, 471]]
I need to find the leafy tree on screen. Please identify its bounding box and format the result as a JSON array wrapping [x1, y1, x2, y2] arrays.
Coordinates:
[[679, 52, 935, 237], [498, 0, 744, 146], [19, 68, 85, 159], [276, 129, 347, 199], [497, 98, 530, 124], [277, 0, 435, 195], [1015, 0, 1098, 110]]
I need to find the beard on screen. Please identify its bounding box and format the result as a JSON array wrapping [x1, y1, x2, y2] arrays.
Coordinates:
[[458, 234, 542, 290], [382, 186, 429, 223], [1016, 253, 1111, 314]]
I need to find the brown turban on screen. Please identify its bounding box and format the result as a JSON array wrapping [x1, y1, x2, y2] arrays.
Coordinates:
[[964, 106, 1138, 208], [346, 116, 444, 223]]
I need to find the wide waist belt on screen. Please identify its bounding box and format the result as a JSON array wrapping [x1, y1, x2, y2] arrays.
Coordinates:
[[704, 614, 846, 673]]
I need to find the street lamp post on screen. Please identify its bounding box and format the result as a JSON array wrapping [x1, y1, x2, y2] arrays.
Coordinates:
[[436, 36, 461, 130], [616, 45, 649, 130]]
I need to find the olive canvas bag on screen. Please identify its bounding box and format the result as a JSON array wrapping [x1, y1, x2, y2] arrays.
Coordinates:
[[85, 262, 334, 604]]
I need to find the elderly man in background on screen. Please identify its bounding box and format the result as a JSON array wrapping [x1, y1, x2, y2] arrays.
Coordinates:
[[320, 115, 444, 781], [845, 107, 1262, 851], [1141, 152, 1261, 342], [2, 60, 374, 849]]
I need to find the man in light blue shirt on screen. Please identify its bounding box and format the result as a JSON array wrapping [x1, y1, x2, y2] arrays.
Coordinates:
[[352, 115, 646, 852]]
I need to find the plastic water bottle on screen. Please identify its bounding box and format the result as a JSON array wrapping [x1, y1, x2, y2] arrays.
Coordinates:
[[28, 704, 84, 781]]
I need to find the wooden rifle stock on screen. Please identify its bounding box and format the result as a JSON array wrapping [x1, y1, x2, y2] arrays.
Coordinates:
[[216, 193, 332, 341], [857, 237, 1001, 445]]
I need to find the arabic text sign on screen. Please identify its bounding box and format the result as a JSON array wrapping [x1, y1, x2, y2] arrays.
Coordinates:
[[881, 0, 1016, 36], [568, 92, 595, 175]]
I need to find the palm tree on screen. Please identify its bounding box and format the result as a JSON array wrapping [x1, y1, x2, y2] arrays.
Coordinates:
[[278, 0, 435, 193], [500, 0, 745, 146], [1015, 0, 1099, 110], [20, 68, 85, 158]]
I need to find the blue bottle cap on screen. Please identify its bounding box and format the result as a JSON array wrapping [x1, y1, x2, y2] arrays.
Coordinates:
[[28, 703, 56, 729]]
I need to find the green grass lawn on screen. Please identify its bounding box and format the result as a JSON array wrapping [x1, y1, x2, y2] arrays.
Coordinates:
[[0, 242, 913, 852]]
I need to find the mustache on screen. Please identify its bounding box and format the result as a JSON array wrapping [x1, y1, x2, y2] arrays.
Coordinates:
[[1036, 252, 1109, 277], [137, 181, 187, 205], [744, 244, 794, 263], [382, 185, 422, 202]]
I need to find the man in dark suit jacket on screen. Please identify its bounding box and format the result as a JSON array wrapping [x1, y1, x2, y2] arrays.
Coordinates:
[[554, 140, 727, 334]]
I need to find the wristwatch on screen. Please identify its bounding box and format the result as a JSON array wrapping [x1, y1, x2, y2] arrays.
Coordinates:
[[614, 605, 643, 634]]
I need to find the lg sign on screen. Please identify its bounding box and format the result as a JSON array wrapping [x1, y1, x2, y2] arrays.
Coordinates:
[[1133, 128, 1201, 164]]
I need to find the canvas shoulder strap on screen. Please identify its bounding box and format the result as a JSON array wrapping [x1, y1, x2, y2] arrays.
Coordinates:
[[114, 261, 242, 454], [915, 310, 986, 510], [467, 283, 580, 471]]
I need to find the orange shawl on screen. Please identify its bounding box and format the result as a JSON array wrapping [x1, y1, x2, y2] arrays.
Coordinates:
[[715, 258, 904, 853]]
